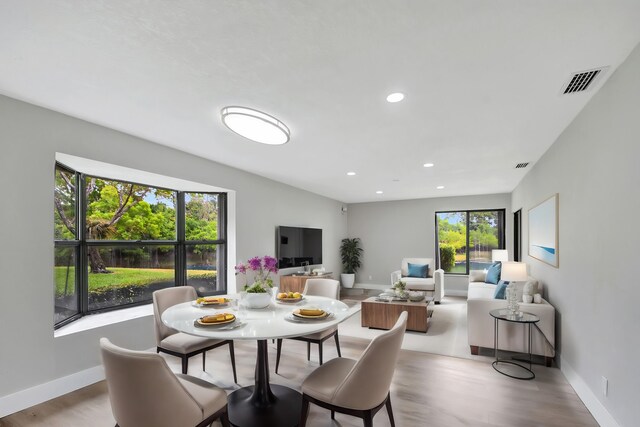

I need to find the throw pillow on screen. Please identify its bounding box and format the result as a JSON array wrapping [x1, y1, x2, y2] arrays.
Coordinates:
[[494, 280, 510, 299], [485, 262, 501, 284], [407, 263, 428, 278]]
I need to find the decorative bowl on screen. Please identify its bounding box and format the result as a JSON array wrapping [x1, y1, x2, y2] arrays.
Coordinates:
[[241, 292, 272, 309], [408, 291, 426, 302]]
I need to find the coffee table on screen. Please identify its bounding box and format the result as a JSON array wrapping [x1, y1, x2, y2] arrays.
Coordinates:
[[361, 296, 432, 332]]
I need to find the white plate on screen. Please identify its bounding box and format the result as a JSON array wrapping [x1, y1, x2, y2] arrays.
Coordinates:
[[285, 313, 334, 323], [196, 315, 236, 326]]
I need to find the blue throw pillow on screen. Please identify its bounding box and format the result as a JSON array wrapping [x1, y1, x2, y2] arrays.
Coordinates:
[[485, 262, 501, 284], [494, 280, 510, 299], [407, 263, 428, 278]]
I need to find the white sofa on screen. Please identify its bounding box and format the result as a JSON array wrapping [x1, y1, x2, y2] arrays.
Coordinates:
[[390, 258, 444, 304], [466, 270, 555, 365]]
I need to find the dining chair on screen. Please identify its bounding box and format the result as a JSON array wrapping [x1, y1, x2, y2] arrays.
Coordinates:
[[100, 338, 230, 427], [153, 286, 237, 382], [299, 311, 408, 427], [275, 278, 341, 374]]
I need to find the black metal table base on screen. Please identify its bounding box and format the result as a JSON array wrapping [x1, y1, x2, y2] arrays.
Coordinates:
[[227, 339, 302, 427], [492, 360, 535, 380]]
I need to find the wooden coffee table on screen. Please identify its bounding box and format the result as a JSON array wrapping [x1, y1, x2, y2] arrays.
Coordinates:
[[361, 296, 433, 333]]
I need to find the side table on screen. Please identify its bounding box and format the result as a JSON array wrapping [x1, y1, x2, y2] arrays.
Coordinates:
[[489, 309, 540, 380]]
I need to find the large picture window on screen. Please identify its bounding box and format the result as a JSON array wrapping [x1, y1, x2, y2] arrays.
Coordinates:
[[436, 209, 505, 274], [54, 164, 227, 328]]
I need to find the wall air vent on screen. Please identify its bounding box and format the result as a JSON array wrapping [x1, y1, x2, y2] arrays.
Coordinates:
[[561, 67, 609, 94], [515, 162, 529, 169]]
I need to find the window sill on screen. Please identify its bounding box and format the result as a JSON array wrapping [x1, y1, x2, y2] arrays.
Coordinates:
[[54, 304, 154, 338]]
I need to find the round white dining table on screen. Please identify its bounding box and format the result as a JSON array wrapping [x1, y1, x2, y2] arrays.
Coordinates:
[[162, 294, 351, 427]]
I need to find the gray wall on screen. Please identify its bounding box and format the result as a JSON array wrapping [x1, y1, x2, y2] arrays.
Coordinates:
[[347, 193, 512, 293], [511, 44, 640, 426], [0, 94, 346, 398]]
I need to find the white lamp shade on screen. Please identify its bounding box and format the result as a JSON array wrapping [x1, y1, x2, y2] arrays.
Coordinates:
[[492, 249, 509, 262], [501, 262, 528, 282]]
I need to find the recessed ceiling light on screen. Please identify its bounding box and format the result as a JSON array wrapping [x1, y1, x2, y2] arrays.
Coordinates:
[[221, 106, 290, 145], [376, 190, 383, 194], [423, 163, 434, 168], [386, 92, 405, 103], [347, 171, 356, 176], [392, 179, 400, 182], [436, 186, 445, 190]]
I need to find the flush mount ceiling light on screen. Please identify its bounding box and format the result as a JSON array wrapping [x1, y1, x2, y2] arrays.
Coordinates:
[[423, 163, 434, 168], [436, 186, 445, 190], [376, 190, 384, 194], [386, 92, 405, 103], [221, 106, 290, 145], [347, 171, 356, 176]]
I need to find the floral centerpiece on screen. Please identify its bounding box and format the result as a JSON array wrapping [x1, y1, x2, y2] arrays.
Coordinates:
[[393, 279, 408, 298], [235, 256, 278, 308]]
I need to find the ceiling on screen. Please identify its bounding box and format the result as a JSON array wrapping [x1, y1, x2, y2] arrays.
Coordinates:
[[1, 1, 640, 203]]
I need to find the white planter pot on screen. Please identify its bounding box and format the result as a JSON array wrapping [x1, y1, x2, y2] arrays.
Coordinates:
[[241, 292, 272, 309], [341, 273, 355, 288]]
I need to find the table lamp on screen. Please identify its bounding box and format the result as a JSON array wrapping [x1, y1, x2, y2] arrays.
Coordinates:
[[501, 262, 528, 282], [491, 249, 509, 263]]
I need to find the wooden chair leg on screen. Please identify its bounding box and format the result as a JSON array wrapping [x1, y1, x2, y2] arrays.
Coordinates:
[[318, 342, 323, 365], [275, 339, 283, 374], [228, 342, 238, 383], [299, 395, 310, 427], [202, 350, 207, 371], [182, 356, 189, 374], [334, 332, 342, 357], [385, 393, 395, 427]]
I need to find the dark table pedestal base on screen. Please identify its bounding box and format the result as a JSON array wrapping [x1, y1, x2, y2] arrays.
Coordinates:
[[228, 384, 302, 427]]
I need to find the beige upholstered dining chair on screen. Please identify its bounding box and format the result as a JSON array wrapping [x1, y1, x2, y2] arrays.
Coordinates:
[[299, 311, 408, 427], [275, 278, 342, 374], [153, 287, 237, 382], [100, 338, 230, 427]]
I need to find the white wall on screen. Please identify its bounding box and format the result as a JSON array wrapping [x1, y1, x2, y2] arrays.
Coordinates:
[[0, 94, 347, 405], [347, 193, 512, 293], [511, 44, 640, 427]]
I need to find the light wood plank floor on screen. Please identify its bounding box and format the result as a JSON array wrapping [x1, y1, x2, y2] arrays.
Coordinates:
[[0, 335, 597, 427]]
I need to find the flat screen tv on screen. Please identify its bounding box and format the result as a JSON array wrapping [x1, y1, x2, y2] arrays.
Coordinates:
[[277, 226, 323, 268]]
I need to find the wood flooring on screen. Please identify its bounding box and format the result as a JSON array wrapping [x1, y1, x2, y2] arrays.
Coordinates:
[[0, 334, 597, 427]]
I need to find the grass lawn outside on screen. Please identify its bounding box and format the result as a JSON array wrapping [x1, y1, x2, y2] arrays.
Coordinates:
[[55, 267, 216, 296]]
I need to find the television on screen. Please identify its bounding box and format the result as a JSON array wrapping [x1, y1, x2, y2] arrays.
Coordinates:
[[277, 226, 323, 269]]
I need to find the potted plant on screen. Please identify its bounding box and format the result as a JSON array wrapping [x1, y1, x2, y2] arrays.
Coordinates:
[[235, 256, 278, 308], [340, 237, 363, 288]]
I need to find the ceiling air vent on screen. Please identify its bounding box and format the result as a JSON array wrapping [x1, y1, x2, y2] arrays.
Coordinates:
[[515, 162, 529, 169], [561, 67, 608, 94]]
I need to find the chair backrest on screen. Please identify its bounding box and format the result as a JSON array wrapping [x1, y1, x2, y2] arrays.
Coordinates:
[[153, 286, 198, 344], [401, 258, 433, 278], [99, 338, 203, 427], [331, 311, 408, 409], [302, 278, 340, 299]]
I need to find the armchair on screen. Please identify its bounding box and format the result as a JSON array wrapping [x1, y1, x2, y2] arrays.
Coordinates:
[[390, 257, 444, 304]]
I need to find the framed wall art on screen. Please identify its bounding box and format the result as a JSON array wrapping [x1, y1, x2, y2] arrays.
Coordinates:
[[528, 193, 559, 267]]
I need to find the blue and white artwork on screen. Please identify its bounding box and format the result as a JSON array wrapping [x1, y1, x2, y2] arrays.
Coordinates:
[[529, 194, 559, 267]]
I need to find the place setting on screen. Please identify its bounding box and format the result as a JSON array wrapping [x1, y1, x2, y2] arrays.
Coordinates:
[[193, 312, 246, 330], [284, 306, 333, 323], [275, 291, 305, 304], [192, 296, 233, 308]]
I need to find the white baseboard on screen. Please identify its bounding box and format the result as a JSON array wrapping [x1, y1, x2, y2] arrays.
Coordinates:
[[445, 289, 468, 297], [560, 356, 619, 427], [0, 365, 104, 418]]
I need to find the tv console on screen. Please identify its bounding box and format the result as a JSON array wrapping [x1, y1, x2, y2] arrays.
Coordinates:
[[279, 273, 333, 294]]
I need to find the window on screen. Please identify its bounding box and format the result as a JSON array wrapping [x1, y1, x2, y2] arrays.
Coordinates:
[[436, 209, 505, 274], [54, 164, 227, 328]]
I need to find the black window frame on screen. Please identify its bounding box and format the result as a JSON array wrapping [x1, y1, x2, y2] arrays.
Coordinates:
[[435, 208, 506, 275], [54, 162, 228, 329]]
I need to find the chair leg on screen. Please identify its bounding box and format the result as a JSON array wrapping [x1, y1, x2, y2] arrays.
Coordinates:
[[220, 409, 230, 427], [331, 410, 335, 420], [228, 342, 238, 383], [275, 339, 283, 374], [318, 342, 323, 365], [307, 342, 311, 361], [182, 355, 188, 374], [334, 332, 342, 357], [385, 393, 396, 427], [299, 395, 310, 427], [363, 410, 374, 427], [202, 350, 207, 371]]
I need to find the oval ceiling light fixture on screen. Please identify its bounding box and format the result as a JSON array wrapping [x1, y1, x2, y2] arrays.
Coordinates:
[[386, 92, 405, 103], [221, 106, 290, 145], [376, 190, 384, 194], [423, 163, 434, 168], [347, 171, 356, 176], [436, 186, 445, 190]]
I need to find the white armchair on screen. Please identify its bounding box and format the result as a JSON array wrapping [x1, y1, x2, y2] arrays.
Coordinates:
[[390, 257, 444, 304]]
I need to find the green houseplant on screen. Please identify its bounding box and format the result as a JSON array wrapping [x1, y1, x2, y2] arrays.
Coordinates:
[[340, 237, 363, 288]]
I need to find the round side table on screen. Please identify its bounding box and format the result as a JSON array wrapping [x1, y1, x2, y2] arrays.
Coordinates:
[[489, 309, 540, 380]]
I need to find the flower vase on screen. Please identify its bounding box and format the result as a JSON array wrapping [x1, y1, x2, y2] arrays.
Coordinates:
[[241, 289, 272, 309]]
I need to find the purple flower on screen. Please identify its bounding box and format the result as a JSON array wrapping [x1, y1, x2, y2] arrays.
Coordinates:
[[263, 256, 278, 273], [248, 256, 262, 271], [234, 264, 247, 274]]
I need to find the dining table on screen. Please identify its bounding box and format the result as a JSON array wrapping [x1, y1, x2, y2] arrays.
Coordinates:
[[161, 293, 353, 427]]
